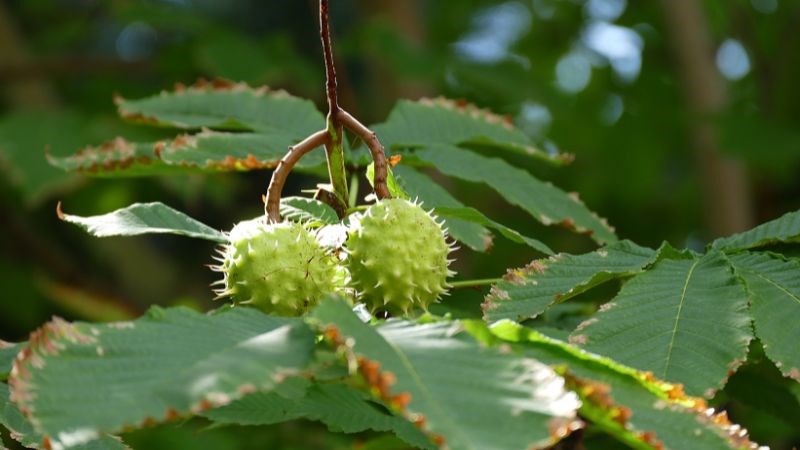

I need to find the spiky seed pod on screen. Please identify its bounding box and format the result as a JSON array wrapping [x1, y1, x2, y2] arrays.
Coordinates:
[[345, 198, 455, 315], [212, 219, 341, 316]]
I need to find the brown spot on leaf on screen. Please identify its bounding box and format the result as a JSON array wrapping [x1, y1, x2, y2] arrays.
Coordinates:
[[164, 408, 181, 422]]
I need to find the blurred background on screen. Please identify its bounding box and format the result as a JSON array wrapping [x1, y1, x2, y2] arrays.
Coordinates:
[[1, 0, 799, 448]]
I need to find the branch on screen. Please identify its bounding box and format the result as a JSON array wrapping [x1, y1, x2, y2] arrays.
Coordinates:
[[265, 130, 330, 222], [337, 109, 391, 200], [320, 0, 339, 116]]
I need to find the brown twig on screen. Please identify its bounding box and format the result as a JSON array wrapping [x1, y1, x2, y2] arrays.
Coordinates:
[[320, 0, 339, 116], [265, 130, 330, 222], [337, 109, 391, 200], [263, 0, 390, 222]]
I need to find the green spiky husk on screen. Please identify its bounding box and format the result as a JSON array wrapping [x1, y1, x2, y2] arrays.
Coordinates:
[[215, 219, 340, 316], [345, 198, 453, 315]]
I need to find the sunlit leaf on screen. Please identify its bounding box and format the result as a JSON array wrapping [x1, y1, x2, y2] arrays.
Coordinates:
[[310, 298, 582, 449], [573, 252, 752, 397], [1, 384, 130, 450], [206, 381, 433, 449], [712, 209, 800, 251], [372, 98, 571, 165], [410, 145, 617, 244], [8, 307, 315, 447], [58, 202, 226, 242], [280, 197, 339, 225], [0, 342, 19, 381], [483, 240, 656, 322], [728, 252, 800, 381], [116, 79, 324, 135], [492, 322, 765, 450]]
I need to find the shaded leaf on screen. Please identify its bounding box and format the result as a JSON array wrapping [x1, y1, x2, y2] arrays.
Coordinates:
[[1, 384, 130, 450], [9, 306, 315, 446], [206, 381, 433, 449], [483, 240, 656, 322], [573, 252, 752, 397], [411, 145, 616, 244], [310, 298, 582, 450], [280, 197, 339, 225], [392, 165, 489, 252], [58, 202, 226, 242], [46, 138, 174, 178], [491, 322, 765, 450], [712, 209, 800, 251], [433, 206, 553, 255], [728, 252, 800, 381], [158, 129, 326, 170], [372, 98, 571, 165], [116, 80, 324, 136]]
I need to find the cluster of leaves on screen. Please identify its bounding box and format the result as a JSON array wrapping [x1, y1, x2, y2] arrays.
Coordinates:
[[1, 81, 790, 449]]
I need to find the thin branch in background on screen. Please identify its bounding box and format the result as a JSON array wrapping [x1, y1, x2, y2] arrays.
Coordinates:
[[659, 0, 755, 237]]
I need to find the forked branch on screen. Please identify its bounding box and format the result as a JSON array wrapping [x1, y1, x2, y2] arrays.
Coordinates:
[[263, 0, 390, 222], [265, 130, 329, 222], [338, 110, 391, 200]]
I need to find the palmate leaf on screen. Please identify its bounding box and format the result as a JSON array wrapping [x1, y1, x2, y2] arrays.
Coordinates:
[[8, 306, 315, 448], [371, 98, 572, 165], [205, 380, 433, 450], [58, 202, 226, 242], [712, 209, 800, 251], [391, 165, 490, 252], [572, 252, 753, 397], [310, 299, 582, 450], [410, 145, 617, 245], [728, 251, 800, 381], [1, 384, 130, 450], [491, 322, 765, 450], [116, 79, 324, 135], [483, 240, 656, 322]]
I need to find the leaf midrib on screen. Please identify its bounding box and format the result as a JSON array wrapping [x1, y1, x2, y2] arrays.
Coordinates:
[[662, 259, 700, 379]]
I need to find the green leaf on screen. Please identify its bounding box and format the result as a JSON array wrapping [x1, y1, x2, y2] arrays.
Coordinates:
[[1, 384, 130, 450], [712, 209, 800, 251], [58, 202, 226, 242], [392, 165, 489, 252], [433, 206, 554, 255], [116, 81, 324, 135], [0, 342, 19, 381], [159, 129, 326, 170], [46, 138, 175, 178], [206, 381, 433, 450], [280, 197, 339, 225], [728, 252, 800, 381], [310, 298, 582, 450], [365, 163, 410, 200], [572, 252, 753, 397], [483, 240, 656, 322], [9, 306, 315, 445], [411, 145, 617, 244], [491, 322, 764, 450], [372, 98, 571, 165]]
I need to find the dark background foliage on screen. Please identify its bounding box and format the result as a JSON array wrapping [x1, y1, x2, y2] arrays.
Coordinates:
[[1, 0, 798, 448]]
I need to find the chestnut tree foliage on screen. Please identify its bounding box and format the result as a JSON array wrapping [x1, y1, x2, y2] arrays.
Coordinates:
[[2, 3, 798, 450]]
